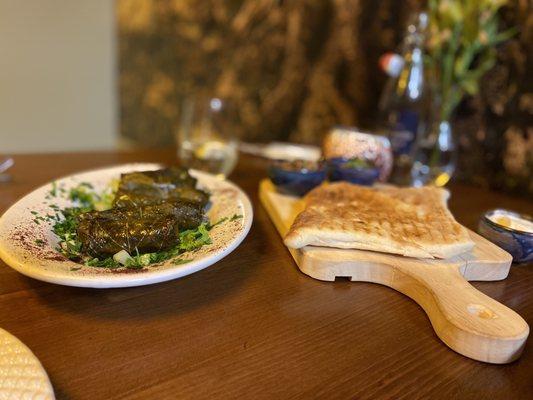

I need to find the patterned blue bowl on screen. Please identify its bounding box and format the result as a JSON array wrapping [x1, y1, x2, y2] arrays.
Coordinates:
[[478, 209, 533, 263], [328, 158, 380, 186], [268, 160, 327, 197]]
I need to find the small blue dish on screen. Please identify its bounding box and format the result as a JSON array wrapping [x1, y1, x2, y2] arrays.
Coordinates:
[[328, 157, 380, 186], [268, 160, 327, 197], [478, 209, 533, 263]]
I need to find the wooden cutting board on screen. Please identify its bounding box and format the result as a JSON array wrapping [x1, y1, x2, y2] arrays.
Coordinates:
[[259, 179, 529, 364]]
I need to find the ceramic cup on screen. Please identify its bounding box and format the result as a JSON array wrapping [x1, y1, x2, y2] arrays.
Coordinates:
[[323, 126, 392, 182], [268, 160, 327, 197], [478, 209, 533, 263], [327, 158, 380, 185]]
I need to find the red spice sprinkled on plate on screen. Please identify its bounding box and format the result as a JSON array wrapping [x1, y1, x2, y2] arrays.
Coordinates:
[[111, 268, 147, 274]]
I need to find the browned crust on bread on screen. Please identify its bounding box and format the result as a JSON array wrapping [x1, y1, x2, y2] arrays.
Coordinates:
[[284, 183, 474, 259]]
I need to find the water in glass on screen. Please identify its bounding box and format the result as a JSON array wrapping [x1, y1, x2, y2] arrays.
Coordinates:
[[177, 97, 238, 177]]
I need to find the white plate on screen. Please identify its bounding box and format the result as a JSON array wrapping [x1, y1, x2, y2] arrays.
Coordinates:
[[0, 163, 253, 288], [0, 327, 55, 399]]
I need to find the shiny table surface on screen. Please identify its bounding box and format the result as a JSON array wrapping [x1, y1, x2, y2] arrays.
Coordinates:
[[0, 151, 531, 400]]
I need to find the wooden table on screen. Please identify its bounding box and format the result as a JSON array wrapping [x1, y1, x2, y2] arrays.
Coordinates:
[[0, 151, 531, 400]]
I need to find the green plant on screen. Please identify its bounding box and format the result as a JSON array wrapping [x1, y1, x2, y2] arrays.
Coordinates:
[[426, 0, 516, 120]]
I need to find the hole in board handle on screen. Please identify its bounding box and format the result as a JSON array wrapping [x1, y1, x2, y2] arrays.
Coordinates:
[[467, 304, 497, 319], [334, 276, 352, 282]]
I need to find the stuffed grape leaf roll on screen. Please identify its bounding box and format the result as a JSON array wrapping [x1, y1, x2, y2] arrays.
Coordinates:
[[77, 201, 203, 257], [114, 167, 209, 208]]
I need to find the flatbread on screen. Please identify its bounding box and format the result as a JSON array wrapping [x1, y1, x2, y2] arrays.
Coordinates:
[[284, 183, 474, 259]]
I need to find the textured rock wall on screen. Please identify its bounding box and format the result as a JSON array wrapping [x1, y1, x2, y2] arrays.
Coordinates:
[[118, 0, 421, 144], [118, 0, 531, 196]]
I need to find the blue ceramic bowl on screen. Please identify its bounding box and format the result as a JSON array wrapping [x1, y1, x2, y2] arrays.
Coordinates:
[[328, 158, 380, 186], [268, 160, 327, 197], [478, 209, 533, 263]]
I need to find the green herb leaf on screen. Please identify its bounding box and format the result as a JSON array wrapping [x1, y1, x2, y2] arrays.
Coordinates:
[[230, 214, 243, 221], [50, 182, 58, 197], [179, 223, 212, 251], [86, 257, 120, 269], [173, 258, 192, 265], [207, 217, 227, 230]]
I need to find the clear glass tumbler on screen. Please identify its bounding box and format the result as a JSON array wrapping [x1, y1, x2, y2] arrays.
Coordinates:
[[176, 96, 239, 178]]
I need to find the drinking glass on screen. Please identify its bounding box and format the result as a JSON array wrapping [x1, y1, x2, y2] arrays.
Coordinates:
[[0, 157, 14, 183], [176, 96, 239, 178]]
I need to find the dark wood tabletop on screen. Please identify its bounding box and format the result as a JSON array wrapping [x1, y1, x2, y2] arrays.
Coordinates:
[[0, 151, 531, 400]]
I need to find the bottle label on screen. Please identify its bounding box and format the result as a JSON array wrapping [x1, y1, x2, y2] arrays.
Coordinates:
[[389, 110, 419, 155]]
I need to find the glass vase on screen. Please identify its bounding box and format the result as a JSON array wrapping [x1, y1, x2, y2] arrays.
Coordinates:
[[411, 118, 457, 187]]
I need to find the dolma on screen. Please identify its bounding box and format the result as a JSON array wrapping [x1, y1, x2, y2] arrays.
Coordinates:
[[126, 167, 197, 187], [77, 201, 203, 257], [114, 167, 209, 208]]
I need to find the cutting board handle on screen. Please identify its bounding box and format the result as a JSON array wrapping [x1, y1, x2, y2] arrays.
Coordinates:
[[390, 261, 529, 364]]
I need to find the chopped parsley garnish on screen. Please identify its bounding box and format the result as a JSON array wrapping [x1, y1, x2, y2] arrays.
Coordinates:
[[207, 217, 227, 230], [53, 207, 84, 259], [86, 256, 120, 269], [68, 180, 116, 211], [50, 181, 58, 197]]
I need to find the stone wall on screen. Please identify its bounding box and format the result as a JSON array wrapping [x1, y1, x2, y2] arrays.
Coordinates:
[[118, 0, 531, 196]]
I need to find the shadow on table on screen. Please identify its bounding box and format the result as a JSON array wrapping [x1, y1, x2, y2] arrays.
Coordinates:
[[29, 218, 270, 321]]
